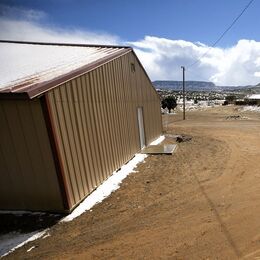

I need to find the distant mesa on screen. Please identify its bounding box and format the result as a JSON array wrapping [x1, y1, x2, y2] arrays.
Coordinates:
[[153, 80, 260, 93], [153, 80, 218, 91]]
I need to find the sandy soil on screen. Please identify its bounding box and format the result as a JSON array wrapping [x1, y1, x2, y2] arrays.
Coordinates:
[[6, 106, 260, 259]]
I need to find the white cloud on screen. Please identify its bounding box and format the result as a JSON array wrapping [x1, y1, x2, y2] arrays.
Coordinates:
[[130, 36, 260, 86], [0, 5, 120, 45], [1, 5, 260, 86], [0, 18, 120, 45]]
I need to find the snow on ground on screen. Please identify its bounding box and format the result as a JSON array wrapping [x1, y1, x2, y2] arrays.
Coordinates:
[[240, 105, 260, 112], [162, 100, 225, 114], [177, 100, 225, 112], [0, 229, 48, 257], [62, 135, 165, 222], [0, 135, 165, 257], [61, 153, 147, 222], [149, 135, 165, 145]]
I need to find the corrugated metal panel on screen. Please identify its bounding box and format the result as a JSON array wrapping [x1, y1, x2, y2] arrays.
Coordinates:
[[47, 51, 162, 208], [0, 99, 64, 211]]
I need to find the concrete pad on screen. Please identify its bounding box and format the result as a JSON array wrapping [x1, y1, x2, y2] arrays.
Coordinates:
[[141, 144, 177, 155]]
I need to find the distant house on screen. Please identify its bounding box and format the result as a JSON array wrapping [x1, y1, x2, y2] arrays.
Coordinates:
[[0, 40, 162, 212]]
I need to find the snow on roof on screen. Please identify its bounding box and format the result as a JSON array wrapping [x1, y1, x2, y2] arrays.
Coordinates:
[[0, 41, 130, 98], [247, 94, 260, 99]]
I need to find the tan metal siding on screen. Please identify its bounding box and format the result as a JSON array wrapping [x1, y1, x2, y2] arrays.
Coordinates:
[[47, 51, 162, 209], [126, 52, 162, 145], [0, 99, 64, 211]]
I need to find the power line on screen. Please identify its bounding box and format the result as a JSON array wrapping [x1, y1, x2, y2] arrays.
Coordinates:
[[187, 0, 255, 69]]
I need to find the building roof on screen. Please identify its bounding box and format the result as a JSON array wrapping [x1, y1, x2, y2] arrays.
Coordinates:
[[0, 40, 131, 99], [247, 94, 260, 99]]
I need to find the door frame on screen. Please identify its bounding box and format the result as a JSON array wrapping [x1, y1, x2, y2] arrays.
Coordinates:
[[137, 107, 146, 149]]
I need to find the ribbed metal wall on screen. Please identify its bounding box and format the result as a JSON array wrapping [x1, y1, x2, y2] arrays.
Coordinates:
[[47, 51, 162, 208], [0, 99, 64, 211]]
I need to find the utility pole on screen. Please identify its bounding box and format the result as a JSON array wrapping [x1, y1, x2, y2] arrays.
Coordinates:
[[181, 66, 186, 120]]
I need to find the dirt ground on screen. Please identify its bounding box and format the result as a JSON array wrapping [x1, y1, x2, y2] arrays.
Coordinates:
[[6, 106, 260, 259]]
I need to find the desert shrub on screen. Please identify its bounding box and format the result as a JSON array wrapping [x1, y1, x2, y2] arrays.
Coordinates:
[[161, 96, 177, 113], [225, 95, 237, 102], [223, 100, 229, 106], [236, 100, 258, 106]]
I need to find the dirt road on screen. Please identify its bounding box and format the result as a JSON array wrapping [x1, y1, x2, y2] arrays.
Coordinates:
[[7, 106, 260, 259]]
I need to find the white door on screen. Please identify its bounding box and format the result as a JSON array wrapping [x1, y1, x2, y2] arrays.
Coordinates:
[[137, 107, 145, 149]]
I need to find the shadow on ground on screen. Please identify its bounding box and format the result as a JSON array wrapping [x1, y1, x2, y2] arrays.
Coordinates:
[[0, 212, 64, 234]]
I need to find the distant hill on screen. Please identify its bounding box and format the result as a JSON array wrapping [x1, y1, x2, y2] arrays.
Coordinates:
[[153, 80, 260, 93], [234, 83, 260, 94], [153, 81, 219, 91]]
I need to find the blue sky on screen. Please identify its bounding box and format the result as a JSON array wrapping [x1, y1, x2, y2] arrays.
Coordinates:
[[1, 0, 260, 85], [1, 0, 259, 47]]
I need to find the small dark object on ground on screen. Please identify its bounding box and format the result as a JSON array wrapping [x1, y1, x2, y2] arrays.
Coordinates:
[[226, 115, 241, 120], [176, 135, 192, 143]]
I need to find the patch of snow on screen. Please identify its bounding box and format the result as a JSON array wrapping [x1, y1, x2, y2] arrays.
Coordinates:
[[247, 94, 260, 99], [0, 135, 165, 256], [150, 135, 165, 145], [0, 229, 47, 257], [42, 233, 51, 239], [0, 43, 124, 90], [177, 101, 220, 112], [26, 246, 35, 252], [61, 154, 147, 222], [62, 135, 165, 222], [240, 105, 260, 112], [161, 108, 176, 115]]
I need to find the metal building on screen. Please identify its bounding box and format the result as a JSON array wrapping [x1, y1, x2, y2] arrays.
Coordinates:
[[0, 41, 162, 212]]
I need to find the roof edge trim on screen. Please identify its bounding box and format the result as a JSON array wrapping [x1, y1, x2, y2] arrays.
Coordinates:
[[25, 48, 132, 98], [0, 39, 131, 49]]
